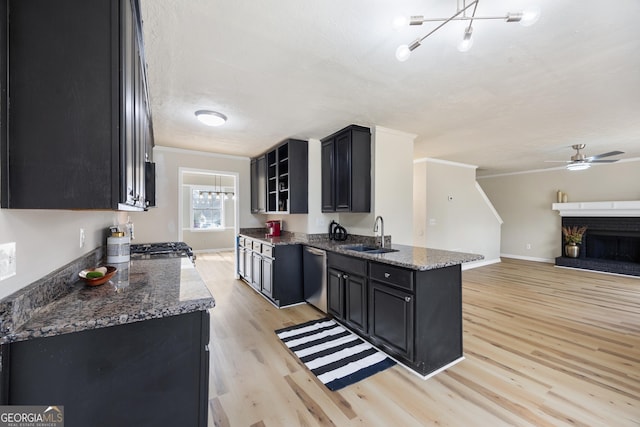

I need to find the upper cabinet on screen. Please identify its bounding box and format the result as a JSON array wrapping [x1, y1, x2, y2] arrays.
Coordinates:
[[0, 0, 154, 210], [251, 139, 308, 214], [321, 125, 371, 213]]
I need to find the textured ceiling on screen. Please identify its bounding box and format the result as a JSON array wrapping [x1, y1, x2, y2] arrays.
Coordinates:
[[139, 0, 640, 176]]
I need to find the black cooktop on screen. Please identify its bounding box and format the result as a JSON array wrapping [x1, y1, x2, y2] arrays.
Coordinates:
[[130, 242, 195, 263]]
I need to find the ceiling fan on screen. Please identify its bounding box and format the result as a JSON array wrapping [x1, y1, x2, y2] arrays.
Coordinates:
[[546, 144, 624, 171]]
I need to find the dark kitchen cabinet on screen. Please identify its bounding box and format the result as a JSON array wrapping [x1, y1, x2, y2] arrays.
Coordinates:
[[321, 125, 371, 212], [262, 256, 273, 298], [250, 156, 266, 213], [369, 280, 414, 360], [251, 251, 262, 292], [237, 236, 303, 307], [1, 0, 154, 210], [327, 268, 345, 319], [252, 139, 308, 214], [1, 311, 210, 427], [327, 252, 368, 335], [325, 252, 462, 376]]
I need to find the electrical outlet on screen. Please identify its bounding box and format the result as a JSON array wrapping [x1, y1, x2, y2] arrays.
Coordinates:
[[0, 242, 17, 281], [80, 228, 86, 248]]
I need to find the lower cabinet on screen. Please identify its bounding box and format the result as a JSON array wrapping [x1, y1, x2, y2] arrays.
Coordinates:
[[368, 280, 414, 360], [327, 268, 345, 319], [0, 311, 210, 427], [327, 253, 367, 335], [251, 251, 262, 291], [327, 252, 462, 377], [262, 256, 273, 298], [237, 235, 302, 307]]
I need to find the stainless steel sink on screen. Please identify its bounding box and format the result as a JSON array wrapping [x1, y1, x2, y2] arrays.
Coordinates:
[[341, 244, 399, 254]]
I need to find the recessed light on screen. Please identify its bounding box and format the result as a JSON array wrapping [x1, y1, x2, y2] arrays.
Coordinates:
[[195, 110, 227, 126]]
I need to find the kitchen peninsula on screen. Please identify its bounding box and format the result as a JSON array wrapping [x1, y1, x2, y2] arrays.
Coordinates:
[[0, 251, 214, 427], [237, 230, 483, 377]]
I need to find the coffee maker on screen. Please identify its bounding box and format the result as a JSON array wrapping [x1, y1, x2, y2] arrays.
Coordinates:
[[266, 220, 282, 237]]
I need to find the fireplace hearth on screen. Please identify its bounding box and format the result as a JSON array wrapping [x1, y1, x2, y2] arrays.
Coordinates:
[[556, 217, 640, 277]]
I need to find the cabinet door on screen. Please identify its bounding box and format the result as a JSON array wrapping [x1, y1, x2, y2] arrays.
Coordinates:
[[321, 140, 335, 212], [257, 156, 267, 212], [243, 249, 253, 284], [262, 257, 273, 298], [251, 252, 262, 291], [369, 280, 414, 359], [327, 268, 344, 319], [250, 159, 258, 212], [334, 132, 352, 211], [238, 247, 245, 278], [345, 274, 367, 334]]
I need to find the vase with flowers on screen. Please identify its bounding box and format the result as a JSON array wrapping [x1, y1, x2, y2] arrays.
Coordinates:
[[562, 225, 587, 258]]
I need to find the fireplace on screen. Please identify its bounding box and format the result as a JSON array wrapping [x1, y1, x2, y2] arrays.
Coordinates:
[[556, 217, 640, 276]]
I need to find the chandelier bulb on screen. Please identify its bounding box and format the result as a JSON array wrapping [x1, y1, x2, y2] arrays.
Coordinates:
[[395, 44, 411, 62], [392, 16, 407, 31], [457, 28, 473, 52], [520, 7, 540, 27]]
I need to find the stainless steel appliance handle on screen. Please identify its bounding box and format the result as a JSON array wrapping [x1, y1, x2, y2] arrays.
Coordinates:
[[306, 247, 326, 256]]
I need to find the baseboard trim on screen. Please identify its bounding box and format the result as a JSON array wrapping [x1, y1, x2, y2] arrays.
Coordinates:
[[461, 258, 501, 270], [500, 254, 555, 263]]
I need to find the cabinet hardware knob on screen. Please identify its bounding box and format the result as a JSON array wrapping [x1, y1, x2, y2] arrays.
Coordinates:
[[384, 272, 391, 278], [404, 296, 411, 302], [343, 274, 349, 279]]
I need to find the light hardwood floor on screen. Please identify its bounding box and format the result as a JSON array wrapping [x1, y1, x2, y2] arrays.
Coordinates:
[[196, 252, 640, 426]]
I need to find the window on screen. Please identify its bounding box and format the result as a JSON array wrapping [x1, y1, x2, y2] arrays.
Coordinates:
[[191, 186, 224, 230]]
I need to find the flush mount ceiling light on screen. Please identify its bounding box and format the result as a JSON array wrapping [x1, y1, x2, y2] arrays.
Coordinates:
[[194, 110, 227, 127], [394, 0, 540, 61]]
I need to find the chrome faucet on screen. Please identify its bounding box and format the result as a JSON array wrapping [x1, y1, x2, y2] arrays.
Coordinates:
[[373, 216, 384, 248]]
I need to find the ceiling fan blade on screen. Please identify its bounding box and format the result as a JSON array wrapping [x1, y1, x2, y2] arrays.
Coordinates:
[[544, 160, 572, 163], [589, 159, 620, 163], [586, 150, 624, 161]]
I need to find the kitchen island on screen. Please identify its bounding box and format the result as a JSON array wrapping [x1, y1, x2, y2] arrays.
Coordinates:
[[0, 253, 214, 426], [237, 230, 483, 377]]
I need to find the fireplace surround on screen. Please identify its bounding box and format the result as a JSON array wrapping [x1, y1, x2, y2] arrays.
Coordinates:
[[556, 216, 640, 276]]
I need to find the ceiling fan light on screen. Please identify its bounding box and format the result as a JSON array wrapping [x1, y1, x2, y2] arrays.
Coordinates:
[[567, 162, 591, 171], [195, 110, 227, 127]]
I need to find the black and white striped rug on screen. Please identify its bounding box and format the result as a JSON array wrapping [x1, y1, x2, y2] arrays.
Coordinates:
[[275, 318, 396, 391]]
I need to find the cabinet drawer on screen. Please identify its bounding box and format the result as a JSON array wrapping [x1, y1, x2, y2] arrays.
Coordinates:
[[261, 244, 273, 258], [370, 262, 414, 291], [252, 241, 262, 251], [238, 237, 246, 247], [328, 253, 366, 276]]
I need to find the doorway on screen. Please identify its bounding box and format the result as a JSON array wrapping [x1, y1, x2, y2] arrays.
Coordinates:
[[179, 168, 239, 252]]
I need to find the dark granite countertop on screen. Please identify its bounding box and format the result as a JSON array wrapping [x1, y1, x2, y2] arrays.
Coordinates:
[[239, 231, 483, 271], [1, 257, 215, 344]]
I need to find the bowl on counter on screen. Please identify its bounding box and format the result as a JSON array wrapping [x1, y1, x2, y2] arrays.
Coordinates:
[[79, 266, 117, 286]]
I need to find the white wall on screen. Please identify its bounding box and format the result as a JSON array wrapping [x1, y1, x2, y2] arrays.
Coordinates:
[[478, 159, 640, 262], [129, 146, 262, 243], [414, 158, 502, 266], [371, 126, 415, 245], [0, 210, 116, 299]]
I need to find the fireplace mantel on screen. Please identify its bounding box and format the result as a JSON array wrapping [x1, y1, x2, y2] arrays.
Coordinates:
[[552, 201, 640, 217]]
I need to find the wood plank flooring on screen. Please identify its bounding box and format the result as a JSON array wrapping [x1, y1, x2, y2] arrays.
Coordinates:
[[196, 252, 640, 426]]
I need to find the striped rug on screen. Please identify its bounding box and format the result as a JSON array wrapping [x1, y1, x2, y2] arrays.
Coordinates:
[[275, 318, 396, 391]]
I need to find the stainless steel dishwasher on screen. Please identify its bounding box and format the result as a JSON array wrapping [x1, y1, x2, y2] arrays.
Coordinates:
[[303, 246, 327, 313]]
